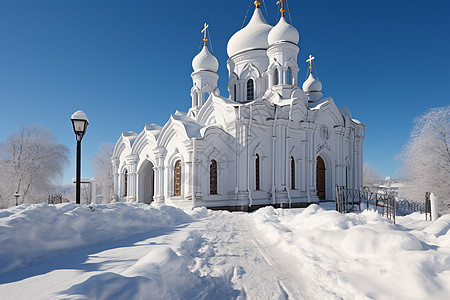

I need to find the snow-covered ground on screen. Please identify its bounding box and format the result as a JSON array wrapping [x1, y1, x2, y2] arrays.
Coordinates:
[[1, 202, 450, 299]]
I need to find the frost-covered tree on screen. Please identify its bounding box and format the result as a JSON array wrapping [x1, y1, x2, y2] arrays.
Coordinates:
[[398, 105, 450, 214], [93, 143, 114, 203], [363, 163, 383, 189], [0, 125, 69, 207]]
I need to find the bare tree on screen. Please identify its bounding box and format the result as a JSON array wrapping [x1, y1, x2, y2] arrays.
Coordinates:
[[93, 143, 114, 203], [0, 125, 69, 207], [363, 163, 383, 189], [398, 105, 450, 214]]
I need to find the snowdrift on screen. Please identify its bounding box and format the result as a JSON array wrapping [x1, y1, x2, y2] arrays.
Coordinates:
[[251, 205, 450, 299], [0, 203, 191, 274]]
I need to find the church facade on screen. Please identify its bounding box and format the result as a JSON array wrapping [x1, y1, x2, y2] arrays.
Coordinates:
[[111, 1, 365, 210]]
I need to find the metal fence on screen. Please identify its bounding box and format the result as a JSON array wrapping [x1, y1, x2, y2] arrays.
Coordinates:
[[336, 186, 433, 224]]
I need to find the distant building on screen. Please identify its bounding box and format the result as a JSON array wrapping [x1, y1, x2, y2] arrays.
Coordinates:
[[112, 1, 365, 210]]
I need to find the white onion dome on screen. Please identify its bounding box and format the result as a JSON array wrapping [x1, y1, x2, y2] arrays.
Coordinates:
[[302, 72, 322, 92], [227, 7, 273, 57], [268, 16, 299, 45], [192, 45, 219, 72]]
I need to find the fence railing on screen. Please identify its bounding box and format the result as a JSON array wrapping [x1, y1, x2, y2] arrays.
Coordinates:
[[336, 186, 433, 224]]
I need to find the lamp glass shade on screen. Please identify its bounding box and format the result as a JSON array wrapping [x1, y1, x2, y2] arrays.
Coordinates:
[[72, 119, 87, 134], [71, 110, 89, 135]]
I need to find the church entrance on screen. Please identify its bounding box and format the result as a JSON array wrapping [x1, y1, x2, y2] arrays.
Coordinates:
[[316, 156, 326, 200], [138, 160, 155, 204]]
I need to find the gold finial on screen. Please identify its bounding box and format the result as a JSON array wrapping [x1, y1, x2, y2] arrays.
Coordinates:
[[276, 0, 285, 17], [254, 1, 261, 8], [306, 54, 315, 75], [201, 23, 209, 46]]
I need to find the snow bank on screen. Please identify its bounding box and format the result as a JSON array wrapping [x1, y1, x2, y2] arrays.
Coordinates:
[[251, 205, 450, 299], [61, 245, 235, 300], [0, 203, 191, 274]]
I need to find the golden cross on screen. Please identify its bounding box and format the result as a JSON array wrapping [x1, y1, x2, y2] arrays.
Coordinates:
[[201, 23, 209, 46], [276, 0, 285, 17], [254, 1, 261, 8]]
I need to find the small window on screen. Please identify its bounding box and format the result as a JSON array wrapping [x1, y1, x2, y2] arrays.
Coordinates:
[[274, 69, 278, 85], [210, 159, 218, 194], [174, 160, 181, 196], [255, 154, 260, 190], [234, 84, 237, 102], [287, 67, 291, 85], [247, 79, 254, 101], [124, 170, 128, 197], [291, 156, 295, 190]]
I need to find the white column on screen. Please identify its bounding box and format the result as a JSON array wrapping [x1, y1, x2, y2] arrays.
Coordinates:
[[111, 158, 120, 201], [153, 147, 165, 203], [125, 154, 139, 202]]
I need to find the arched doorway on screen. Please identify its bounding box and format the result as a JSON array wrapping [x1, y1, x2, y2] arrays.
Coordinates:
[[138, 160, 154, 204], [316, 156, 326, 200]]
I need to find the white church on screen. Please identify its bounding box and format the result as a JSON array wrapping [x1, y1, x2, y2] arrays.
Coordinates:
[[111, 1, 365, 211]]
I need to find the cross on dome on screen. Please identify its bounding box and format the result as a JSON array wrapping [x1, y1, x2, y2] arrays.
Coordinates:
[[276, 0, 285, 17], [201, 23, 209, 46], [306, 54, 315, 73], [254, 1, 261, 8]]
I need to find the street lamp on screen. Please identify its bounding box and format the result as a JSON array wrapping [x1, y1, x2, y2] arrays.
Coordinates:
[[14, 192, 20, 206], [71, 110, 89, 204]]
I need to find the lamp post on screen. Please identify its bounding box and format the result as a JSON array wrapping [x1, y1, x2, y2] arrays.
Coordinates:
[[14, 192, 20, 206], [71, 110, 89, 204]]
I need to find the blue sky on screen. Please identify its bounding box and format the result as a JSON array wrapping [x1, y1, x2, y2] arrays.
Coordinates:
[[0, 0, 449, 185]]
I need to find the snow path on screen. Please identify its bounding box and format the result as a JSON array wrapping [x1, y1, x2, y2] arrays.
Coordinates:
[[189, 211, 319, 299]]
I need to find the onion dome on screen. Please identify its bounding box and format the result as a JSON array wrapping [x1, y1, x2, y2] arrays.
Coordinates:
[[302, 72, 322, 93], [192, 45, 219, 72], [227, 2, 273, 57], [268, 16, 299, 45]]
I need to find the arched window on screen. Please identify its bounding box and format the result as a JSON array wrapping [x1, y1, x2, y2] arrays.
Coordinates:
[[287, 67, 291, 85], [174, 160, 182, 196], [234, 84, 237, 102], [247, 79, 254, 101], [273, 69, 278, 85], [124, 170, 128, 197], [255, 154, 260, 190], [291, 156, 295, 190], [210, 159, 218, 194]]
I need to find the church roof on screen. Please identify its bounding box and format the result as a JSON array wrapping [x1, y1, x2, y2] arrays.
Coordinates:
[[268, 16, 299, 45], [227, 5, 273, 57], [192, 45, 219, 73]]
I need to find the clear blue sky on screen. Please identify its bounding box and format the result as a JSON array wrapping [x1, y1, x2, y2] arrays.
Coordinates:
[[0, 0, 449, 185]]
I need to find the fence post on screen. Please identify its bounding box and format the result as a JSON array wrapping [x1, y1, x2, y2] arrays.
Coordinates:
[[430, 193, 439, 221]]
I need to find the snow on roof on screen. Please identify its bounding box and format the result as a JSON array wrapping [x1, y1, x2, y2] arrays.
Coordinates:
[[144, 124, 162, 140], [121, 131, 139, 146], [171, 113, 206, 139], [308, 97, 332, 110]]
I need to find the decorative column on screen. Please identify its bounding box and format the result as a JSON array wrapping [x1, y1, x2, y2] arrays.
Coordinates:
[[111, 158, 120, 201], [153, 147, 165, 203], [125, 154, 138, 202], [334, 126, 346, 187]]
